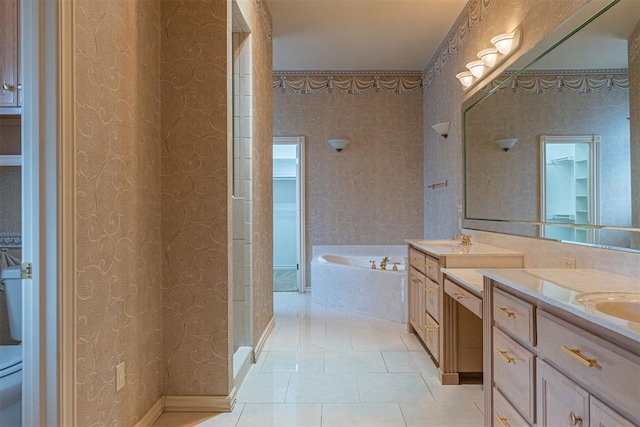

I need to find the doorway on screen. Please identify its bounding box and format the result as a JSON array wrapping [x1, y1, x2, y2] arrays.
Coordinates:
[[273, 137, 305, 293], [540, 135, 600, 244]]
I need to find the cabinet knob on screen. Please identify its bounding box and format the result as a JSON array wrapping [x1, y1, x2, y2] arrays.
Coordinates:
[[17, 83, 22, 90], [2, 83, 14, 92], [568, 412, 582, 425]]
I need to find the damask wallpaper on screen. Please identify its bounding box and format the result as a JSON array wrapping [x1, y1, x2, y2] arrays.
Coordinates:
[[273, 90, 423, 286], [630, 20, 640, 248]]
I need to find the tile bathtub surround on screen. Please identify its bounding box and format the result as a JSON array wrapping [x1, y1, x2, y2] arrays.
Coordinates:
[[153, 292, 484, 427]]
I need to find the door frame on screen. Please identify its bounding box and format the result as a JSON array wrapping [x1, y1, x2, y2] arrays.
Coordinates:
[[273, 136, 306, 292], [21, 0, 75, 425]]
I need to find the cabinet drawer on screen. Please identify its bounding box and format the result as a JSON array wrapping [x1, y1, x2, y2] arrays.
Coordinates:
[[493, 387, 530, 427], [493, 327, 535, 423], [425, 255, 439, 282], [493, 288, 534, 346], [590, 396, 636, 427], [409, 247, 426, 274], [537, 311, 640, 424], [425, 313, 440, 363], [445, 278, 482, 319], [425, 279, 440, 322]]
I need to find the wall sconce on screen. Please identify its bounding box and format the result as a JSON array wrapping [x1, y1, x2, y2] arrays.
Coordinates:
[[477, 48, 498, 67], [456, 71, 474, 88], [431, 122, 451, 139], [456, 27, 522, 90], [491, 31, 517, 55], [466, 60, 486, 78], [327, 138, 350, 152], [495, 138, 518, 152]]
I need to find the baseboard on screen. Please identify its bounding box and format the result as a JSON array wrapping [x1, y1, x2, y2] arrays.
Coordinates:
[[253, 317, 275, 362], [164, 394, 235, 412], [134, 396, 165, 427]]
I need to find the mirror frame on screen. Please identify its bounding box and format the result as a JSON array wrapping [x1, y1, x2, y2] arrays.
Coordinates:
[[461, 0, 640, 253]]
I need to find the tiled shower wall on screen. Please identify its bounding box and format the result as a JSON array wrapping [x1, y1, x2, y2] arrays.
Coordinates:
[[274, 90, 424, 286]]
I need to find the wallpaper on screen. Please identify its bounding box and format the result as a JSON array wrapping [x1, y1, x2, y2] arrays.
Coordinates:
[[273, 90, 423, 286], [75, 0, 163, 425], [630, 20, 640, 249], [160, 0, 230, 397]]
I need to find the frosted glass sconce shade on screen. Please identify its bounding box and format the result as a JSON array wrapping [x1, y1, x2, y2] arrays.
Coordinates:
[[477, 48, 498, 67], [431, 122, 451, 139], [328, 138, 350, 152], [456, 71, 474, 88], [466, 60, 486, 78], [491, 32, 516, 55], [495, 138, 518, 152]]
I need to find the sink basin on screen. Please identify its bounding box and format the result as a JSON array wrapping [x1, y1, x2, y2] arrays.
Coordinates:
[[575, 292, 640, 324]]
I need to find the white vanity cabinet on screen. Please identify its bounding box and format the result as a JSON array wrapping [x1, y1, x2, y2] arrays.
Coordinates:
[[482, 270, 640, 427], [405, 240, 523, 385]]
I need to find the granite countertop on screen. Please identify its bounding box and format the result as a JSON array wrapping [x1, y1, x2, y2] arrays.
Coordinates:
[[480, 268, 640, 342], [405, 239, 522, 259], [441, 268, 484, 296]]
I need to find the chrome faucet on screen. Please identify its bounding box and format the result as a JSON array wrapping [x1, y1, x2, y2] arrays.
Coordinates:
[[452, 234, 472, 247], [380, 257, 389, 270]]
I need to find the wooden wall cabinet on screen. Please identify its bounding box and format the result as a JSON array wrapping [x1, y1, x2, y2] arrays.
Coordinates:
[[0, 0, 21, 113]]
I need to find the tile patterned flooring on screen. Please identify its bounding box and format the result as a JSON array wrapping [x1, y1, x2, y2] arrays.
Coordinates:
[[153, 292, 484, 426]]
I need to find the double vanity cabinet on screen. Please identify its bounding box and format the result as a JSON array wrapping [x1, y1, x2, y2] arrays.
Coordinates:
[[405, 240, 523, 384], [482, 269, 640, 427]]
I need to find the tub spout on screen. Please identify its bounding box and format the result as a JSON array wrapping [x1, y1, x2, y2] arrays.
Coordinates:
[[370, 260, 377, 269], [380, 257, 389, 270]]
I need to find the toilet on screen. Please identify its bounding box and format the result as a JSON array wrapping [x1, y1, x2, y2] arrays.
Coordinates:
[[0, 265, 22, 426]]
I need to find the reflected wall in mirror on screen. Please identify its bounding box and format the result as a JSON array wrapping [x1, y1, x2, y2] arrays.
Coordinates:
[[464, 0, 640, 252]]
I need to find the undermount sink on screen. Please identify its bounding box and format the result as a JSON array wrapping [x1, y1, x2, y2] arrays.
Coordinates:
[[575, 292, 640, 324]]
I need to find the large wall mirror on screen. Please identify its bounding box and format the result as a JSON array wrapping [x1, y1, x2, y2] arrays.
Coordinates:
[[463, 0, 640, 252]]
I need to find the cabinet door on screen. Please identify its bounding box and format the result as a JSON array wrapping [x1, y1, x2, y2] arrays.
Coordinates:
[[590, 396, 636, 427], [0, 0, 18, 107], [537, 359, 589, 427], [409, 268, 426, 341]]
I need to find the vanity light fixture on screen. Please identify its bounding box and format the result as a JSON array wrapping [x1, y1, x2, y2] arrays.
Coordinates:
[[431, 122, 451, 139], [456, 71, 474, 88], [327, 138, 350, 152], [495, 138, 518, 152], [477, 47, 499, 67], [466, 60, 487, 78], [491, 31, 517, 55]]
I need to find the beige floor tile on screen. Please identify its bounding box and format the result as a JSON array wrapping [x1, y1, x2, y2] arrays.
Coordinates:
[[398, 332, 426, 352], [422, 376, 484, 403], [285, 373, 359, 403], [382, 351, 439, 375], [356, 372, 435, 403], [235, 403, 321, 427], [321, 403, 406, 427], [236, 373, 290, 403], [324, 350, 387, 373], [400, 401, 483, 426], [351, 331, 409, 351], [259, 351, 325, 374], [297, 333, 352, 352]]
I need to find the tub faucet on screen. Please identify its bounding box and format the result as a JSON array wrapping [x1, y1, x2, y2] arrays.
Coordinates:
[[380, 257, 389, 270], [452, 234, 472, 247]]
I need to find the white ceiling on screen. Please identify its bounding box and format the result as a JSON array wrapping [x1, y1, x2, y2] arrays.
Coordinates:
[[269, 0, 469, 72]]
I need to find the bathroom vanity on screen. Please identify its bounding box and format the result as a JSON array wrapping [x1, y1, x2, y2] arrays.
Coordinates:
[[481, 269, 640, 427], [405, 239, 523, 384]]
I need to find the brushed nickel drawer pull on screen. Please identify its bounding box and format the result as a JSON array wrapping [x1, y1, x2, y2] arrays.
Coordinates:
[[495, 414, 510, 427], [454, 293, 466, 300], [497, 306, 515, 317], [496, 349, 515, 364], [562, 346, 597, 368]]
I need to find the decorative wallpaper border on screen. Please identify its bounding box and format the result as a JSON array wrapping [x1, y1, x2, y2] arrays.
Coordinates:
[[489, 70, 629, 93], [423, 0, 494, 86], [0, 233, 21, 248], [272, 72, 423, 94]]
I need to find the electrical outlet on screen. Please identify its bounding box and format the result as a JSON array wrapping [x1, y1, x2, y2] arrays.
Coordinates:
[[562, 257, 576, 269], [116, 362, 125, 392]]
